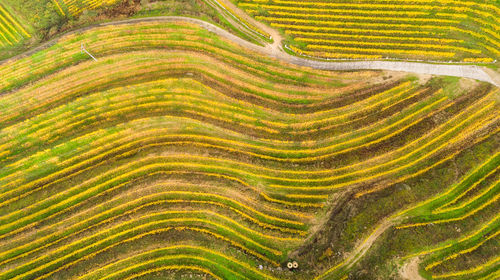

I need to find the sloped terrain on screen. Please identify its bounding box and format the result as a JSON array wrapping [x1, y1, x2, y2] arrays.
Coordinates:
[[233, 0, 500, 62], [0, 19, 498, 279]]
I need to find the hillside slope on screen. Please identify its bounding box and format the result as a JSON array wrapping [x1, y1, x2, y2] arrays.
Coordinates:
[[232, 0, 500, 62], [0, 19, 498, 279]]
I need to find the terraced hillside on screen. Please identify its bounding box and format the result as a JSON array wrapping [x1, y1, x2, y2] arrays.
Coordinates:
[[0, 2, 31, 46], [52, 0, 120, 16], [233, 0, 500, 62], [0, 0, 267, 61], [0, 18, 498, 279]]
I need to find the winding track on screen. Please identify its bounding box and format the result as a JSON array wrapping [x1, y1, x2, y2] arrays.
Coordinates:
[[1, 13, 499, 87]]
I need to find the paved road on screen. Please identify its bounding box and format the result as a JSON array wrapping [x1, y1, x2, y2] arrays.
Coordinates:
[[213, 0, 499, 87], [1, 16, 498, 88], [105, 16, 500, 87]]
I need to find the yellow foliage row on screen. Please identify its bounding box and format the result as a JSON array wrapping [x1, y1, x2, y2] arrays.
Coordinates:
[[58, 0, 120, 16], [435, 167, 500, 213], [306, 44, 456, 58], [259, 16, 454, 31], [288, 44, 382, 59], [80, 245, 277, 280], [6, 213, 284, 280], [0, 3, 30, 45], [463, 57, 495, 63], [403, 212, 500, 260], [240, 3, 432, 17], [285, 30, 462, 44], [267, 10, 460, 25], [274, 22, 434, 36], [264, 0, 500, 17], [260, 192, 325, 208], [0, 191, 306, 268], [425, 230, 500, 271], [122, 265, 221, 280], [433, 255, 500, 279], [295, 37, 480, 54]]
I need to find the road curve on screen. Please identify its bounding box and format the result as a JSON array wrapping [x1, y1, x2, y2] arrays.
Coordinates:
[[1, 15, 498, 88], [214, 0, 500, 87]]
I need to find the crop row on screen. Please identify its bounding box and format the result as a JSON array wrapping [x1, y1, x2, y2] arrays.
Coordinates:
[[0, 3, 30, 46], [1, 211, 287, 279], [0, 21, 350, 94], [421, 213, 500, 279], [240, 0, 499, 60], [0, 79, 418, 164], [437, 169, 500, 212], [295, 37, 480, 55], [0, 189, 305, 269], [0, 89, 494, 252], [56, 0, 120, 16], [209, 0, 271, 40], [78, 245, 275, 280], [1, 85, 492, 229], [397, 151, 500, 227], [0, 90, 452, 205]]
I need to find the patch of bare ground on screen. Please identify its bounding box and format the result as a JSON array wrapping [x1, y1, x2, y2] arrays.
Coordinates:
[[458, 78, 479, 92], [414, 73, 433, 85], [399, 257, 425, 280], [367, 71, 411, 85], [483, 68, 500, 88], [97, 0, 141, 19]]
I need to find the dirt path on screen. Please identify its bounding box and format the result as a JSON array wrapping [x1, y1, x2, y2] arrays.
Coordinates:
[[204, 0, 262, 43], [314, 216, 402, 279], [214, 0, 283, 53]]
